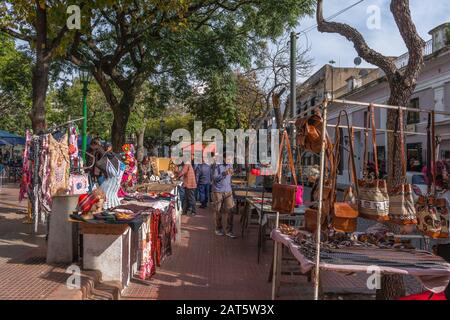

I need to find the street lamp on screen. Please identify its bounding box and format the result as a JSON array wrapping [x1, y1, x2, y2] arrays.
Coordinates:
[[329, 60, 336, 100], [159, 118, 165, 157], [78, 64, 92, 163]]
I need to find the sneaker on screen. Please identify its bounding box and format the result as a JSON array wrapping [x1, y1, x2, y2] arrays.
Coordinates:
[[226, 232, 237, 239], [215, 230, 225, 236]]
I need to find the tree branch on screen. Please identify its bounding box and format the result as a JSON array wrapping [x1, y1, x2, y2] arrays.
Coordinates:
[[316, 0, 397, 77], [390, 0, 425, 86]]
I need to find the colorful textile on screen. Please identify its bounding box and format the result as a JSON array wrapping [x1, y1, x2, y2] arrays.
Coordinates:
[[39, 134, 52, 213], [19, 130, 32, 202], [101, 158, 125, 210], [139, 210, 161, 280], [121, 144, 137, 189], [48, 134, 70, 196]]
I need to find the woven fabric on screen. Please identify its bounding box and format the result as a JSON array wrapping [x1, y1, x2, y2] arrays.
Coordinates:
[[358, 180, 389, 221], [48, 134, 70, 196], [388, 184, 417, 224]]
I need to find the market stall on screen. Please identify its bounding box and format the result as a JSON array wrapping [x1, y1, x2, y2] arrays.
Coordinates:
[[269, 98, 450, 300], [18, 121, 181, 289]]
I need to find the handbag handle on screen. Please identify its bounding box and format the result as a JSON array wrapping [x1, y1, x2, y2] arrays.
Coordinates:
[[276, 130, 298, 186], [363, 104, 379, 178], [334, 110, 359, 196], [393, 106, 407, 185], [431, 111, 437, 193]]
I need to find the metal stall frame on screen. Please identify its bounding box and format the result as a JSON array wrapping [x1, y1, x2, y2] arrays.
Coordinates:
[[271, 97, 450, 301]]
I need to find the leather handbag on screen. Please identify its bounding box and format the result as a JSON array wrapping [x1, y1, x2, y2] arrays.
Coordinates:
[[331, 111, 359, 233], [388, 107, 417, 225], [295, 110, 332, 155], [272, 131, 298, 214], [358, 104, 390, 222], [305, 208, 328, 233], [416, 112, 449, 239]]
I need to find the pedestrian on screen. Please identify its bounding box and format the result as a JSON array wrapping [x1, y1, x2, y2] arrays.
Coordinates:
[[211, 154, 236, 238], [177, 157, 197, 216], [138, 156, 152, 184], [196, 159, 211, 209], [87, 138, 106, 184]]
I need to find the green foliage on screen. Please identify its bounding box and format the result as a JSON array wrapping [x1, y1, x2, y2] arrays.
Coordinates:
[[46, 80, 113, 140], [188, 72, 238, 133], [144, 113, 194, 150], [0, 33, 32, 134]]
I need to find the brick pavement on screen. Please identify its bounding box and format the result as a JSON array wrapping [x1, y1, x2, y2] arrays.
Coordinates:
[[0, 184, 423, 300], [0, 184, 80, 300]]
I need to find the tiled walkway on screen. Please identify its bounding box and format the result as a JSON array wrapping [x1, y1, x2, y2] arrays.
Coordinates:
[[0, 185, 79, 300], [122, 207, 276, 300]]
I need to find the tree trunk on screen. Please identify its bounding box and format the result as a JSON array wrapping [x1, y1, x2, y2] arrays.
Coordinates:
[[377, 82, 415, 300], [30, 2, 49, 134], [30, 62, 49, 133], [136, 128, 145, 163], [111, 105, 131, 152]]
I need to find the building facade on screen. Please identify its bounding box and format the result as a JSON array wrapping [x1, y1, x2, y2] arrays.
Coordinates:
[[326, 23, 450, 185]]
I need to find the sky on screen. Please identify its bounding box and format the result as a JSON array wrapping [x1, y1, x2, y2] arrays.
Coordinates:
[[294, 0, 450, 81]]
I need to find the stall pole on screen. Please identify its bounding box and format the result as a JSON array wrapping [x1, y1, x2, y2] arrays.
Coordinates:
[[81, 82, 88, 163], [313, 100, 329, 300], [271, 210, 280, 300]]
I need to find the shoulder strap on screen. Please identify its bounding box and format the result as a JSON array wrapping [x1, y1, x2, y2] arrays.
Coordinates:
[[431, 111, 437, 193], [369, 104, 379, 177], [334, 110, 359, 195], [276, 131, 298, 185], [399, 107, 407, 179]]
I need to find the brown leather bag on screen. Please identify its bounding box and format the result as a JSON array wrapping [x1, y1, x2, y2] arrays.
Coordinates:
[[416, 112, 449, 239], [332, 111, 359, 233], [295, 110, 332, 155], [388, 107, 418, 225], [305, 208, 328, 233], [272, 131, 298, 214]]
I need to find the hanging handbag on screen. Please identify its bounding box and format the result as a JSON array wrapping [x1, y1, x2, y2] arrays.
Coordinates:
[[388, 107, 417, 225], [295, 109, 333, 155], [332, 111, 359, 233], [272, 131, 299, 215], [305, 208, 328, 233], [358, 104, 390, 222], [417, 112, 449, 238]]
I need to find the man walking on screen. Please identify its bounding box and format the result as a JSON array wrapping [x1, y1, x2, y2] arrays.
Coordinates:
[[196, 160, 211, 209], [212, 154, 236, 238], [178, 159, 197, 216]]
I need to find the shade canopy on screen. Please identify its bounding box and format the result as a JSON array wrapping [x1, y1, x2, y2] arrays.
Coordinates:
[[0, 130, 25, 146]]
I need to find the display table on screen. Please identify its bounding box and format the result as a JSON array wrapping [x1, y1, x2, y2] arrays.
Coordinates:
[[80, 222, 133, 287], [271, 229, 450, 297], [70, 196, 178, 289]]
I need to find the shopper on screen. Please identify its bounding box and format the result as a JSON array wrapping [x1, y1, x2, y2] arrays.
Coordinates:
[[87, 138, 106, 183], [196, 160, 211, 209], [211, 154, 236, 238], [178, 158, 197, 216]]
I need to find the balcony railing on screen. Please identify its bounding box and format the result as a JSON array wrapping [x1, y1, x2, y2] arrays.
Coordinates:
[[394, 39, 433, 69]]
